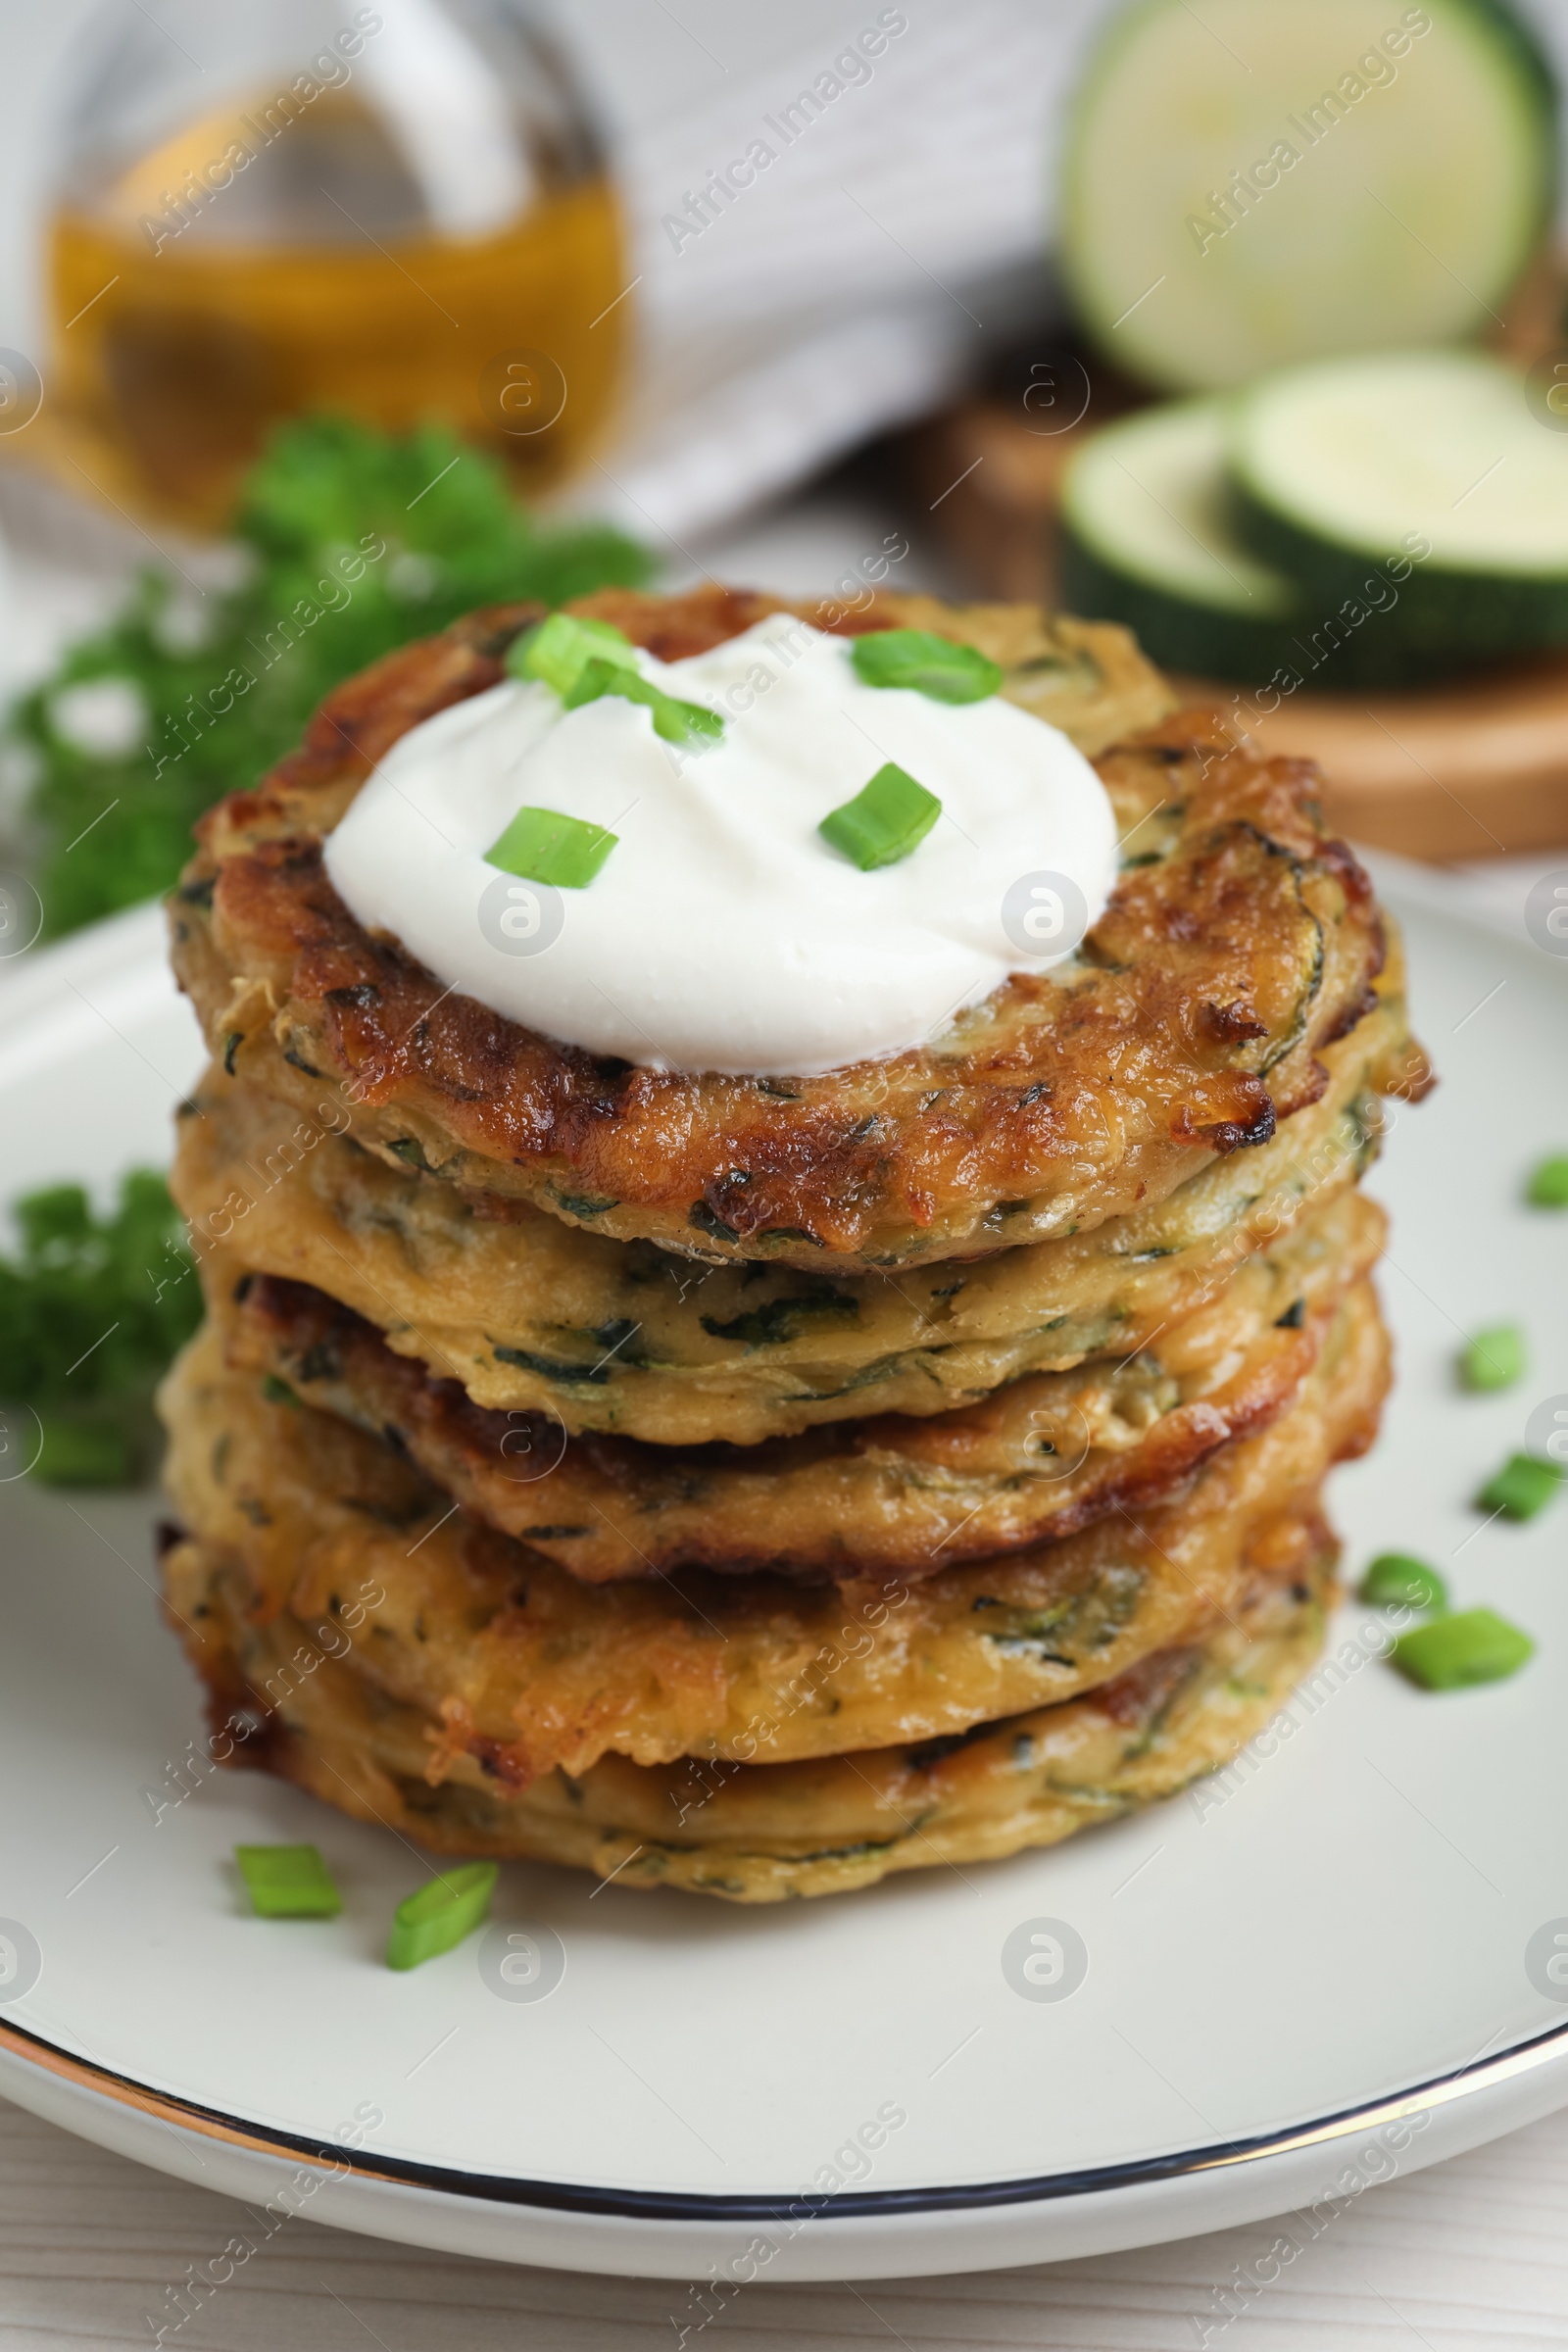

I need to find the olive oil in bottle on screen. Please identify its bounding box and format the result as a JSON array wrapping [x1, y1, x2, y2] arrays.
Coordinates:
[[36, 2, 626, 531]]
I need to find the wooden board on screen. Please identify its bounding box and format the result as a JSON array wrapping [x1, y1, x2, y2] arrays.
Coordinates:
[[903, 391, 1568, 864]]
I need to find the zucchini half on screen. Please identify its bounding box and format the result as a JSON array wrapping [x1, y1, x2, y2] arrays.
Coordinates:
[[1231, 349, 1568, 655], [1059, 0, 1557, 392]]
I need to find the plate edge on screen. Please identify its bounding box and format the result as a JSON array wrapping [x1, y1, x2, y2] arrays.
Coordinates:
[[5, 2011, 1568, 2223]]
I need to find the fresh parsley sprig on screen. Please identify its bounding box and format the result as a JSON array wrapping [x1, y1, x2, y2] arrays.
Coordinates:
[[7, 415, 651, 937], [0, 1169, 202, 1484]]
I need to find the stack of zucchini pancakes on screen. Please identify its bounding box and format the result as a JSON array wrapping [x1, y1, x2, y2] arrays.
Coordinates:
[[159, 585, 1429, 1903]]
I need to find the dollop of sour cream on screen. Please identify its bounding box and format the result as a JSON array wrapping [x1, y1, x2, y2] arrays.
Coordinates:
[[324, 616, 1117, 1076]]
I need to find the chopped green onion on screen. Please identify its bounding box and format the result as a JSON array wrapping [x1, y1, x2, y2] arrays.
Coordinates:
[[1360, 1552, 1448, 1612], [487, 805, 617, 890], [563, 656, 723, 745], [236, 1843, 343, 1918], [1527, 1153, 1568, 1208], [850, 627, 1003, 704], [386, 1862, 498, 1971], [1460, 1325, 1527, 1393], [32, 1416, 135, 1487], [1477, 1451, 1565, 1521], [261, 1373, 300, 1407], [819, 762, 942, 870], [508, 612, 638, 696], [1392, 1607, 1535, 1690]]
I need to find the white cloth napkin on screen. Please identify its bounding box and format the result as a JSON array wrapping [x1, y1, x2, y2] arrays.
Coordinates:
[[568, 0, 1110, 543]]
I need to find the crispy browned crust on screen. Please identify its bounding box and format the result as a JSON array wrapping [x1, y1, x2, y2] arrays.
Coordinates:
[[168, 584, 1393, 1269], [215, 1182, 1384, 1584], [166, 967, 1420, 1446]]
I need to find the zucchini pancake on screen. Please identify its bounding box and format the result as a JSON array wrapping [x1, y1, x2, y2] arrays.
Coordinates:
[[158, 584, 1430, 1901]]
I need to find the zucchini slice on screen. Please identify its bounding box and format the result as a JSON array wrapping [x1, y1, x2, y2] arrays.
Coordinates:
[[1231, 349, 1568, 654], [1059, 398, 1453, 686], [1060, 400, 1302, 681], [1059, 0, 1557, 392]]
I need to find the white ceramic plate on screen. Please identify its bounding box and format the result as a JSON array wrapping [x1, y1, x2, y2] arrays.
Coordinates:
[[2, 861, 1568, 2284]]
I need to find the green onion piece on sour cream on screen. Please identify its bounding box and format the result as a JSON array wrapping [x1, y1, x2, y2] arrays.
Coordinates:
[[563, 656, 723, 745], [487, 805, 618, 889], [508, 612, 638, 696], [819, 762, 942, 870]]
